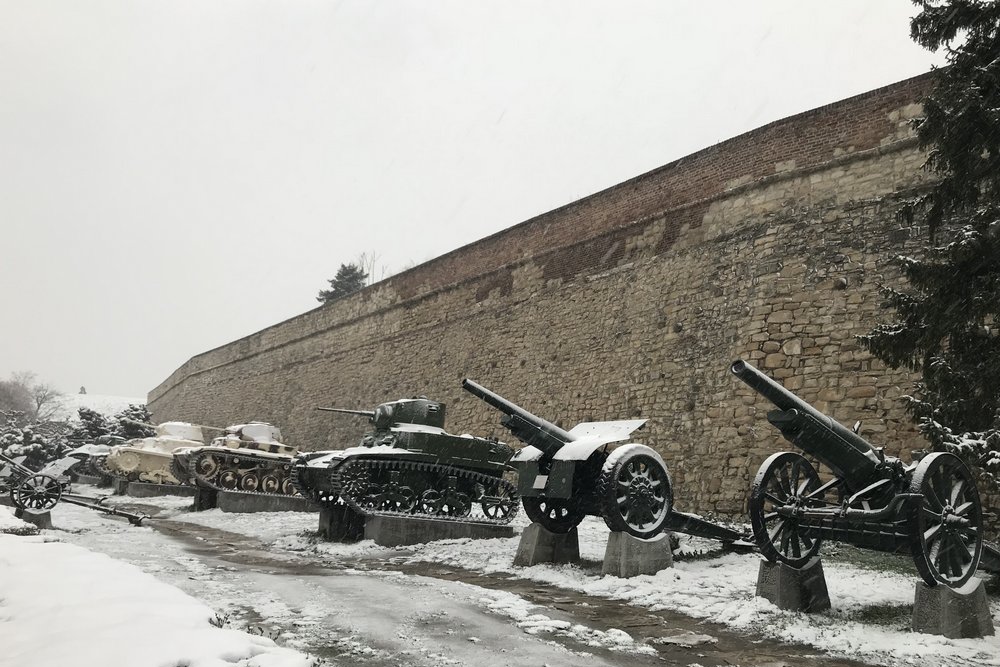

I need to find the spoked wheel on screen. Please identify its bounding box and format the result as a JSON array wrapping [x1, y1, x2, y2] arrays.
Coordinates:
[[378, 472, 417, 512], [13, 474, 63, 511], [598, 445, 673, 539], [218, 470, 238, 490], [749, 452, 825, 567], [909, 452, 983, 587], [339, 463, 373, 499], [522, 497, 586, 533], [481, 485, 519, 523]]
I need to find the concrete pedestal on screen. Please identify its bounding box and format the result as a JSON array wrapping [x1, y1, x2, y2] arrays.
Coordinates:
[[73, 474, 104, 486], [363, 514, 515, 547], [193, 488, 218, 511], [218, 492, 313, 514], [318, 504, 366, 542], [912, 578, 995, 638], [14, 509, 53, 530], [602, 531, 673, 577], [513, 522, 580, 566], [755, 558, 831, 613], [126, 482, 197, 498], [112, 478, 129, 495]]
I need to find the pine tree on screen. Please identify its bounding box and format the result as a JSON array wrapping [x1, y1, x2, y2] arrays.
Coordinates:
[[71, 407, 111, 440], [112, 404, 156, 439], [316, 262, 369, 303], [859, 0, 1000, 480]]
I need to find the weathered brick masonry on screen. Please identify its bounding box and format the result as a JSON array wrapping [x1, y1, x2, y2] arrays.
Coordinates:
[[150, 73, 939, 518]]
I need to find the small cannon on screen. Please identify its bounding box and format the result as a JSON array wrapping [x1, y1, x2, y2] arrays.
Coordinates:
[[463, 379, 749, 545], [0, 452, 147, 525], [732, 359, 987, 587]]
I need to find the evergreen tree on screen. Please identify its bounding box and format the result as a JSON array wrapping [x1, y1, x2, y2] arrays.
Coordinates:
[[0, 411, 69, 470], [316, 262, 369, 303], [112, 404, 156, 439], [859, 0, 1000, 478], [71, 407, 111, 441]]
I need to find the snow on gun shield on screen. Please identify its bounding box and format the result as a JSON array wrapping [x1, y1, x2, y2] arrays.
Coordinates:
[[731, 358, 1000, 588], [461, 379, 750, 546]]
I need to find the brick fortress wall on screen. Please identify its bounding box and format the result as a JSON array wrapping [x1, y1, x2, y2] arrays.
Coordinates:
[[149, 73, 938, 518]]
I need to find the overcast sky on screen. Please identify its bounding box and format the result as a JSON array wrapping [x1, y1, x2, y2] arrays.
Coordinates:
[[1, 1, 944, 399]]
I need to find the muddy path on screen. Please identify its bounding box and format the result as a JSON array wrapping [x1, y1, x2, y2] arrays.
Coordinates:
[[146, 513, 868, 667]]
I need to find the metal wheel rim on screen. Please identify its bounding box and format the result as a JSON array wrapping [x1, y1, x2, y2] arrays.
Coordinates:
[[261, 475, 280, 493], [240, 473, 259, 491], [218, 471, 238, 489], [749, 452, 824, 567], [910, 452, 983, 587], [612, 454, 670, 532], [16, 474, 62, 511]]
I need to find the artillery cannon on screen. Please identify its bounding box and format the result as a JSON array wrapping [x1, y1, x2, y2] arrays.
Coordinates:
[[732, 359, 998, 587], [463, 379, 749, 545], [0, 452, 146, 525]]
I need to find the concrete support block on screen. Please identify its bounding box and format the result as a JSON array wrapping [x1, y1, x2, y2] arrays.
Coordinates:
[[112, 478, 129, 495], [193, 488, 218, 512], [513, 522, 580, 566], [218, 492, 314, 513], [602, 531, 673, 577], [126, 482, 197, 498], [14, 509, 53, 530], [755, 558, 831, 613], [318, 504, 366, 542], [363, 514, 515, 547], [912, 578, 995, 639], [72, 474, 104, 486]]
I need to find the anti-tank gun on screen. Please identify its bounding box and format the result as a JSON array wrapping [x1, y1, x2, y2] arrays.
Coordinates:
[[732, 359, 1000, 587], [463, 379, 750, 545], [292, 397, 519, 524]]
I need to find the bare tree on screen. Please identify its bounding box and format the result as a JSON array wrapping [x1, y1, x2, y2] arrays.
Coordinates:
[[1, 372, 62, 422]]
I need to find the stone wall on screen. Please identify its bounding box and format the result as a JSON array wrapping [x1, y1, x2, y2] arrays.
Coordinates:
[[149, 73, 938, 518]]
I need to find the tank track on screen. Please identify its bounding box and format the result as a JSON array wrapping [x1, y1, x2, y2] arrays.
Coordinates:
[[182, 450, 298, 496], [298, 457, 519, 526]]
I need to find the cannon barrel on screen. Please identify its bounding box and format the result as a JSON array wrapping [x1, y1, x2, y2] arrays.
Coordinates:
[[461, 379, 574, 458], [316, 407, 376, 418], [731, 359, 882, 481]]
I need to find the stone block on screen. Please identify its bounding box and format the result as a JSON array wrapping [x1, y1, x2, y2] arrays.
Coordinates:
[[72, 474, 104, 486], [364, 514, 515, 547], [14, 509, 53, 530], [126, 482, 197, 498], [112, 478, 129, 495], [912, 578, 995, 639], [513, 522, 580, 566], [318, 504, 366, 542], [602, 531, 673, 577], [193, 488, 218, 512], [756, 558, 831, 612], [218, 492, 314, 513]]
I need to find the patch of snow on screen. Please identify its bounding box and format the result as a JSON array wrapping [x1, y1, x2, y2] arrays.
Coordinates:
[[49, 393, 144, 422], [0, 507, 37, 535]]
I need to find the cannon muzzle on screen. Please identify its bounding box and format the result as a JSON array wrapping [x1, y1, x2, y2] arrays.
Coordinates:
[[731, 359, 882, 481], [462, 379, 574, 458]]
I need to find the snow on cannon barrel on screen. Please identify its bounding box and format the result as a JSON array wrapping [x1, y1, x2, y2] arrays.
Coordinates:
[[462, 379, 750, 545], [731, 358, 998, 587]]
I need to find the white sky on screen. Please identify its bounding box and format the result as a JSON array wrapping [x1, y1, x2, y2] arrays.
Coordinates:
[[0, 1, 944, 398]]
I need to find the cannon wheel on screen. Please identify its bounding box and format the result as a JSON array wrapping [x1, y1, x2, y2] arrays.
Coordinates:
[[597, 445, 673, 539], [12, 473, 63, 511], [909, 452, 983, 587], [522, 497, 586, 533], [749, 452, 824, 567]]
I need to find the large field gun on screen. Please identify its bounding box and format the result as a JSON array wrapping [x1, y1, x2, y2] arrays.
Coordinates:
[[463, 379, 749, 545], [732, 359, 991, 587]]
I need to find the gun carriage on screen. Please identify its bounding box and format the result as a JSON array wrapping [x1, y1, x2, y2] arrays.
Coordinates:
[[463, 379, 749, 545], [731, 359, 994, 587], [0, 451, 146, 524]]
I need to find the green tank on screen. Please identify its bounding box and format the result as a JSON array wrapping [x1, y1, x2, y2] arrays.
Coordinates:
[[292, 397, 518, 525]]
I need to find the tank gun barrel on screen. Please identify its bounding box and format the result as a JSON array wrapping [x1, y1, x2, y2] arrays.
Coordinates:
[[461, 378, 574, 458], [731, 359, 882, 481], [316, 407, 377, 418]]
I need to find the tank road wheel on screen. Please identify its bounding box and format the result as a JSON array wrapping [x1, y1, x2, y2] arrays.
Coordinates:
[[280, 478, 295, 496], [420, 489, 444, 514], [481, 485, 519, 522], [261, 475, 280, 494], [909, 452, 983, 587], [196, 454, 220, 478], [239, 473, 260, 492], [13, 474, 62, 511], [598, 445, 672, 539], [749, 452, 824, 568], [218, 470, 239, 490], [339, 463, 373, 499], [522, 497, 585, 533]]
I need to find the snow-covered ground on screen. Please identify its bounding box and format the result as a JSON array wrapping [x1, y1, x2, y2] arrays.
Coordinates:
[[9, 488, 1000, 667], [49, 392, 145, 421]]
